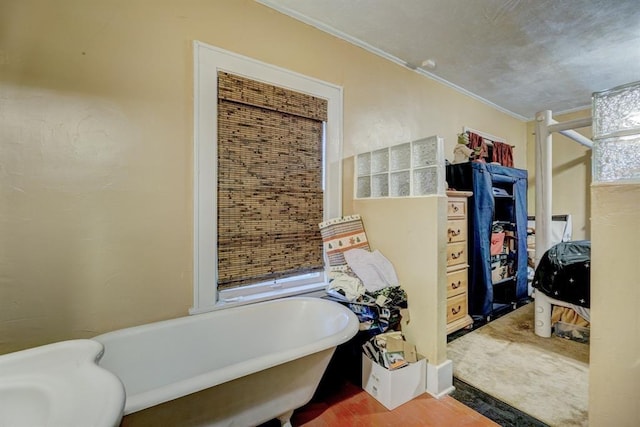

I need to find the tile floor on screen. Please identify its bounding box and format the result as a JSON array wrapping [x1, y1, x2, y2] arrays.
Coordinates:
[[259, 299, 539, 427], [290, 381, 499, 427]]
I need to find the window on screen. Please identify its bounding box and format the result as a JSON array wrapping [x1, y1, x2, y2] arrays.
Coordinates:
[[192, 42, 343, 314], [216, 71, 326, 289]]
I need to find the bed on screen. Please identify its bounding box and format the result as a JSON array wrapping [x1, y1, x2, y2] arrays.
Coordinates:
[[533, 111, 593, 337], [532, 240, 591, 327], [527, 214, 591, 337]]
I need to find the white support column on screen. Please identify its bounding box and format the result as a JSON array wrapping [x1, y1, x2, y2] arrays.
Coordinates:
[[534, 290, 553, 337], [534, 110, 553, 337]]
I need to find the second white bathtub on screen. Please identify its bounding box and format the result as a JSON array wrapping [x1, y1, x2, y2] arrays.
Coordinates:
[[93, 296, 358, 426]]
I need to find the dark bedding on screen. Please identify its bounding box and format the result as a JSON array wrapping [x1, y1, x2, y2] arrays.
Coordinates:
[[532, 240, 590, 308]]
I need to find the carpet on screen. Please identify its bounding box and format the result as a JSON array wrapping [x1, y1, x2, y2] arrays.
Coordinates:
[[447, 303, 589, 427]]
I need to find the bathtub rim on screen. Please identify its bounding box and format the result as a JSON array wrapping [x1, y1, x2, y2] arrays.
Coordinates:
[[93, 296, 359, 415]]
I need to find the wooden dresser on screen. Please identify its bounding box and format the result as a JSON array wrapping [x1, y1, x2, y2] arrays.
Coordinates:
[[446, 190, 473, 334]]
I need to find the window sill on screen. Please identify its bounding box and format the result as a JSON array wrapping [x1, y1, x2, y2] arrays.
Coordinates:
[[188, 282, 328, 315]]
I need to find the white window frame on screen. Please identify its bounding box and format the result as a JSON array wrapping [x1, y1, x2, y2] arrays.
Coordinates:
[[191, 41, 343, 314]]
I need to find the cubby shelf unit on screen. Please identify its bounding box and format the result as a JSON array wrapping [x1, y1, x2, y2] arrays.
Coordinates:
[[355, 136, 445, 198]]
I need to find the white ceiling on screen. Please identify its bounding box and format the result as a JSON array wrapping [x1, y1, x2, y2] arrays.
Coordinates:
[[257, 0, 640, 120]]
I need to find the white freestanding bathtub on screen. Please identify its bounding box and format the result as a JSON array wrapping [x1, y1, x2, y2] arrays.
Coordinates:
[[93, 296, 358, 427]]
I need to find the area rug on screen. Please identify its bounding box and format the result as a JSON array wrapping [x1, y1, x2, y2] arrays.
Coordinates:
[[447, 303, 589, 426]]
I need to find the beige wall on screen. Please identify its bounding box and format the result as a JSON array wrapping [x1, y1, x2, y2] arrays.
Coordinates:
[[0, 0, 528, 355], [4, 0, 632, 422], [354, 195, 448, 366], [344, 157, 448, 366], [589, 183, 640, 426], [526, 110, 592, 240]]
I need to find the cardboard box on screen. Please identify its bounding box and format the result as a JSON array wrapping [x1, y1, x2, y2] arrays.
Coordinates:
[[361, 354, 426, 410]]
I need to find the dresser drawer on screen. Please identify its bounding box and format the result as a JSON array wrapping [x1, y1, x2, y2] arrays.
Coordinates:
[[446, 268, 468, 298], [446, 191, 473, 335], [446, 242, 467, 267], [447, 219, 467, 243], [447, 199, 467, 218], [447, 293, 468, 323]]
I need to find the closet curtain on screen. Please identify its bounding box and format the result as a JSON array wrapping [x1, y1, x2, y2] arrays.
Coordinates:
[[446, 162, 529, 317]]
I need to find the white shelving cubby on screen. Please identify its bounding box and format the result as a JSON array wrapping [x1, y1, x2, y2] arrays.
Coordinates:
[[355, 135, 445, 198]]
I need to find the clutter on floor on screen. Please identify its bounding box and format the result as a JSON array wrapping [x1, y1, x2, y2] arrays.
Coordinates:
[[325, 284, 407, 334], [362, 331, 417, 370], [551, 305, 590, 343], [319, 214, 409, 334], [315, 214, 413, 400], [553, 321, 590, 343], [361, 331, 426, 410]]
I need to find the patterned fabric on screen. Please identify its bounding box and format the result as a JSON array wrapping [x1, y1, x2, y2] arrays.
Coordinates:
[[467, 131, 514, 167], [367, 286, 408, 309], [492, 141, 514, 167], [319, 215, 370, 266], [532, 240, 591, 308]]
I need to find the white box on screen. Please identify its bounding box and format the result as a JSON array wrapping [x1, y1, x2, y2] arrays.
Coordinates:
[[361, 354, 426, 410]]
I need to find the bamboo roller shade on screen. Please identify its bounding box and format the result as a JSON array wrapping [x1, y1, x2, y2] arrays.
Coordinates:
[[217, 72, 327, 289]]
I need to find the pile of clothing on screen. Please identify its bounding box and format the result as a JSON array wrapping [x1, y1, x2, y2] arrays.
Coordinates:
[[325, 249, 408, 334], [319, 214, 408, 334]]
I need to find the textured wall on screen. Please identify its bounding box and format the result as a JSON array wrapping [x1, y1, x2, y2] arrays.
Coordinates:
[[589, 183, 640, 426], [0, 0, 526, 354]]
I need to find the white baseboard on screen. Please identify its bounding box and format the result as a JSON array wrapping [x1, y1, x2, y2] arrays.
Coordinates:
[[426, 359, 455, 398]]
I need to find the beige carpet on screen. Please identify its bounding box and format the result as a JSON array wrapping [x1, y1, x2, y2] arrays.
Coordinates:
[[447, 303, 589, 427]]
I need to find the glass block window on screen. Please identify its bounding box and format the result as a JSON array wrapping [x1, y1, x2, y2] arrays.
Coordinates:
[[355, 135, 445, 198], [592, 80, 640, 183]]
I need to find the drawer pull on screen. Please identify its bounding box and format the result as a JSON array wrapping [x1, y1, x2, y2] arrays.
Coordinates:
[[451, 280, 461, 289], [452, 205, 459, 212], [448, 228, 461, 240], [451, 305, 461, 315], [451, 250, 463, 259]]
